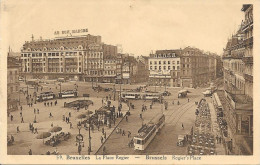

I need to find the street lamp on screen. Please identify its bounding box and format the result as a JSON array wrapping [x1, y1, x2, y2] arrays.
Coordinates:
[[113, 83, 116, 101], [88, 110, 92, 155], [75, 123, 84, 155]]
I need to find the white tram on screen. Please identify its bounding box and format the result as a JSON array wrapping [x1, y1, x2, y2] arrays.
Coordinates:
[[134, 114, 165, 150], [37, 92, 56, 102], [121, 91, 163, 101], [59, 90, 78, 98]]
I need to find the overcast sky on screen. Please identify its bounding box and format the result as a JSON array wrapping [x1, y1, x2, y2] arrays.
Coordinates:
[[2, 0, 246, 56]]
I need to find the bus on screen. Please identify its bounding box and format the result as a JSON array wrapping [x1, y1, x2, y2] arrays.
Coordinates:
[[37, 92, 56, 102], [134, 114, 165, 150], [59, 90, 78, 98]]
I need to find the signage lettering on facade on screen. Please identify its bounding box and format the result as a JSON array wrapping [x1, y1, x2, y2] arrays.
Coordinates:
[[54, 29, 88, 35]]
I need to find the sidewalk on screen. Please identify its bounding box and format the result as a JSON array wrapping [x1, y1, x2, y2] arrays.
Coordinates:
[[208, 101, 226, 155]]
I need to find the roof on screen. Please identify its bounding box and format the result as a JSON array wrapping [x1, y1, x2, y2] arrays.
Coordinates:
[[241, 4, 252, 12]]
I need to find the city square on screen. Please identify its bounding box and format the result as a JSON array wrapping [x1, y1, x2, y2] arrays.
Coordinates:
[[5, 1, 253, 158]]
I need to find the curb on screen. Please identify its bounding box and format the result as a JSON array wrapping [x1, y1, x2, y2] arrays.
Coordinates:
[[94, 113, 127, 155]]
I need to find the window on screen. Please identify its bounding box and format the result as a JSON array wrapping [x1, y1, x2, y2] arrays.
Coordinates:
[[173, 66, 175, 70], [177, 61, 179, 64], [154, 61, 157, 65], [163, 66, 166, 70], [183, 64, 185, 68], [150, 61, 152, 65], [150, 66, 152, 70], [159, 66, 161, 70], [155, 66, 157, 70], [159, 61, 161, 64], [168, 66, 171, 70], [163, 61, 166, 64], [168, 61, 170, 64], [177, 66, 179, 70]]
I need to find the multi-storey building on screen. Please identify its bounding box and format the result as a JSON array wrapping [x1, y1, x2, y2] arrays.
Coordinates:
[[148, 50, 181, 87], [221, 4, 253, 155], [20, 34, 117, 82], [103, 56, 117, 83], [7, 56, 20, 112], [241, 4, 253, 99]]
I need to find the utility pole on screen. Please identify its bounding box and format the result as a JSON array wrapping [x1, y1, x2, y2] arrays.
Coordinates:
[[88, 109, 92, 154]]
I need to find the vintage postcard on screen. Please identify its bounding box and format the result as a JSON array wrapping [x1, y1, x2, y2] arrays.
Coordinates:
[[0, 0, 259, 164]]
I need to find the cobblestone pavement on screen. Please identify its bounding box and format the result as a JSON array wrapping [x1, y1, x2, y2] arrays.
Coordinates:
[[96, 87, 206, 155]]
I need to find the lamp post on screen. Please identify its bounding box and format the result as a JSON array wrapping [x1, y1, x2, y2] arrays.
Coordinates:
[[76, 123, 84, 155], [58, 82, 61, 98], [88, 109, 92, 154], [113, 83, 116, 101]]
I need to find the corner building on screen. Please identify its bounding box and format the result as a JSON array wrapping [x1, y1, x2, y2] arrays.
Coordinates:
[[20, 34, 117, 81]]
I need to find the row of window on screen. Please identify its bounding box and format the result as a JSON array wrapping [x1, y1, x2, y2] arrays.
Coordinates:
[[104, 71, 116, 75], [149, 60, 180, 65], [150, 66, 180, 70]]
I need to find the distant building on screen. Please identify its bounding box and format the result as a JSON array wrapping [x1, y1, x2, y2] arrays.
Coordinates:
[[148, 49, 181, 87], [20, 34, 117, 82], [103, 56, 117, 83], [7, 56, 20, 112]]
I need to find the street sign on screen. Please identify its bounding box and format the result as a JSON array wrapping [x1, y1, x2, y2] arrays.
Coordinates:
[[83, 94, 90, 97]]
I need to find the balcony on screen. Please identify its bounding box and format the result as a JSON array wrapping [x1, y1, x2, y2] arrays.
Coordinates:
[[244, 37, 253, 47], [224, 90, 253, 111], [241, 17, 253, 31], [242, 56, 253, 64], [244, 73, 253, 82]]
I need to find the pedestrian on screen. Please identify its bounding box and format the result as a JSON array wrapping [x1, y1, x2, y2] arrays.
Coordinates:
[[20, 112, 22, 117], [11, 135, 14, 142], [216, 135, 219, 144], [128, 131, 131, 138], [97, 125, 100, 131], [21, 117, 24, 123], [69, 112, 71, 117], [140, 114, 142, 119], [104, 132, 106, 139], [20, 106, 23, 111], [28, 149, 32, 155], [126, 115, 128, 122], [150, 104, 152, 109], [47, 102, 49, 106], [34, 109, 36, 114], [70, 122, 72, 129], [103, 146, 106, 155], [34, 128, 38, 134], [37, 109, 39, 114], [101, 136, 103, 144], [49, 113, 53, 118], [51, 102, 52, 106], [188, 98, 190, 102], [44, 102, 46, 106], [51, 122, 53, 127], [68, 117, 70, 123], [11, 115, 13, 121], [182, 123, 184, 129], [17, 126, 20, 133], [102, 127, 104, 135], [122, 130, 125, 136]]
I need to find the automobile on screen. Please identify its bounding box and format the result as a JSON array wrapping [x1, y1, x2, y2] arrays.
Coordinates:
[[162, 91, 171, 96]]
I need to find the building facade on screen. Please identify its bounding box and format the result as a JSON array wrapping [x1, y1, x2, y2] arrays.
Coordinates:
[[7, 56, 20, 112], [221, 4, 253, 155], [20, 34, 117, 82], [148, 50, 181, 87]]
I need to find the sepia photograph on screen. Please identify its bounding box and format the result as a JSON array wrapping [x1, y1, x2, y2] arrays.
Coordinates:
[[1, 0, 259, 164]]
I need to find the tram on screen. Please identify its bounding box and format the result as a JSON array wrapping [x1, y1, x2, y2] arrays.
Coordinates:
[[59, 90, 78, 98], [121, 91, 163, 101], [37, 92, 56, 102], [134, 114, 165, 150]]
